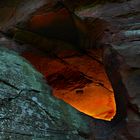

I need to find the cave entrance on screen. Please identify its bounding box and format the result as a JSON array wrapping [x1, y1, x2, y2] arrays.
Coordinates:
[[7, 2, 119, 121], [20, 3, 118, 120], [23, 47, 116, 121]]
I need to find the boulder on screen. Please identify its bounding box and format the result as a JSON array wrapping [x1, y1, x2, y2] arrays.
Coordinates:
[[0, 47, 94, 139]]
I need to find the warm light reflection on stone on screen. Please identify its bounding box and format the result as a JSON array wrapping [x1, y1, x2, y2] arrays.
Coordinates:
[[23, 51, 116, 121]]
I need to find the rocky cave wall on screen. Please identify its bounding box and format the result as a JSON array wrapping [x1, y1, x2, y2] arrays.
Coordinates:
[[0, 0, 140, 140]]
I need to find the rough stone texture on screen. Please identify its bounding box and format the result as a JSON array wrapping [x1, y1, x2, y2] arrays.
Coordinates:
[[0, 0, 140, 139], [0, 0, 51, 30], [76, 0, 140, 139], [0, 0, 117, 121], [22, 47, 116, 121], [0, 47, 94, 140], [0, 46, 129, 140]]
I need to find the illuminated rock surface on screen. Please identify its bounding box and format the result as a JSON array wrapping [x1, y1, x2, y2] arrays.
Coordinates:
[[0, 47, 94, 140], [0, 0, 140, 139], [22, 49, 116, 121], [77, 0, 140, 139], [0, 0, 117, 121]]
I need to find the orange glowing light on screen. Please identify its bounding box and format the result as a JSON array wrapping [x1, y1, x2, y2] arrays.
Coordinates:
[[54, 84, 116, 121], [23, 51, 116, 121]]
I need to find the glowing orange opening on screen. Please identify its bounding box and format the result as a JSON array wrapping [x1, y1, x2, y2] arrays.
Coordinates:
[[20, 5, 117, 120], [23, 51, 116, 121]]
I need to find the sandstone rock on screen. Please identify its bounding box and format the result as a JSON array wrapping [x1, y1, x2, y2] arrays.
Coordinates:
[[22, 49, 116, 121], [0, 45, 127, 140], [76, 0, 140, 139], [0, 0, 54, 30], [0, 0, 140, 139]]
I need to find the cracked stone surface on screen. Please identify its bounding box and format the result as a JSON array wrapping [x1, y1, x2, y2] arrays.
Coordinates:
[[75, 0, 140, 139], [0, 0, 140, 139], [0, 0, 117, 121], [0, 47, 95, 140], [0, 46, 129, 140], [77, 0, 140, 139]]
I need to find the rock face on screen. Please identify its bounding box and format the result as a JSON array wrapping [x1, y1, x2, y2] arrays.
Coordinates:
[[0, 0, 117, 121], [0, 0, 140, 139], [103, 44, 140, 140], [76, 0, 140, 139], [22, 47, 116, 121], [0, 47, 95, 140], [0, 0, 50, 30], [0, 46, 129, 140]]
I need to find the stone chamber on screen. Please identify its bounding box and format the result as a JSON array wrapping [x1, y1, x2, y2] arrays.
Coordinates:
[[0, 0, 140, 139]]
